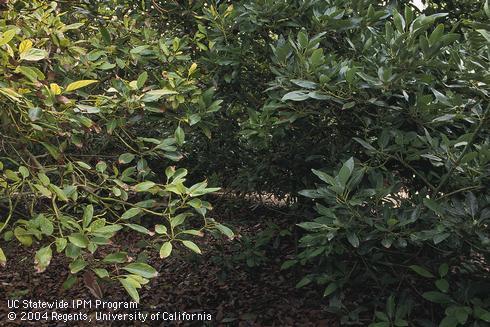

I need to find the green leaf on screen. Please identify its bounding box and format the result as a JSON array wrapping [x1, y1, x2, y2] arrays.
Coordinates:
[[165, 166, 175, 179], [100, 26, 111, 42], [125, 224, 151, 235], [55, 238, 67, 253], [130, 45, 149, 54], [34, 246, 52, 273], [159, 242, 172, 259], [170, 213, 187, 228], [474, 307, 490, 322], [439, 315, 458, 327], [386, 295, 395, 319], [449, 307, 470, 324], [65, 80, 98, 92], [181, 240, 202, 254], [120, 277, 140, 303], [409, 265, 434, 278], [432, 114, 456, 123], [370, 323, 390, 327], [121, 208, 142, 220], [439, 263, 449, 277], [68, 233, 89, 248], [155, 224, 167, 235], [476, 29, 490, 43], [422, 291, 453, 304], [118, 153, 135, 164], [347, 232, 359, 248], [38, 215, 53, 236], [134, 181, 156, 192], [310, 48, 323, 66], [423, 198, 442, 215], [175, 126, 185, 146], [49, 184, 69, 202], [353, 137, 376, 151], [342, 101, 356, 109], [18, 166, 29, 178], [142, 88, 178, 102], [69, 258, 87, 274], [280, 260, 297, 270], [64, 244, 80, 259], [290, 79, 317, 89], [136, 71, 148, 89], [435, 279, 449, 293], [393, 10, 405, 32], [76, 161, 92, 169], [375, 311, 389, 322], [429, 24, 444, 45], [323, 283, 338, 297], [281, 91, 309, 102], [103, 252, 127, 264], [83, 205, 94, 228], [338, 157, 354, 187], [433, 233, 450, 245], [215, 223, 234, 240], [135, 200, 156, 208], [431, 88, 451, 106], [122, 263, 158, 278], [92, 268, 109, 279], [311, 169, 336, 185], [92, 225, 122, 235], [41, 142, 61, 160], [16, 65, 39, 82], [95, 161, 107, 173], [63, 275, 77, 290], [394, 320, 408, 327], [296, 276, 312, 288]]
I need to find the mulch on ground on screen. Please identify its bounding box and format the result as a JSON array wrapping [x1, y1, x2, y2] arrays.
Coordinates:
[[0, 198, 337, 326]]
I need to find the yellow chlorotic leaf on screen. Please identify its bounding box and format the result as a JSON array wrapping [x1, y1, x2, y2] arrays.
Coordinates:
[[18, 88, 31, 94], [19, 39, 33, 54], [0, 29, 16, 46], [0, 87, 22, 102], [0, 247, 6, 266], [188, 63, 197, 76], [65, 80, 98, 92], [5, 44, 14, 58], [50, 83, 62, 95]]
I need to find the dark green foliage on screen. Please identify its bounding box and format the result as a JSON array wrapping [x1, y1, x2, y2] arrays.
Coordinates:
[[184, 0, 490, 324]]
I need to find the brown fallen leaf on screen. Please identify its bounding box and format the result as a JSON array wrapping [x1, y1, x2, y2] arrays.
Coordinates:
[[83, 270, 103, 299]]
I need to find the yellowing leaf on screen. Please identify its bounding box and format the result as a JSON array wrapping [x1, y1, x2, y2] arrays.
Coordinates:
[[181, 240, 202, 254], [159, 242, 172, 259], [0, 29, 16, 46], [120, 277, 140, 303], [19, 48, 48, 61], [34, 246, 52, 273], [188, 63, 198, 76], [0, 88, 22, 102], [50, 83, 62, 95], [65, 80, 98, 92], [122, 262, 158, 278], [0, 247, 6, 266], [18, 39, 33, 54]]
